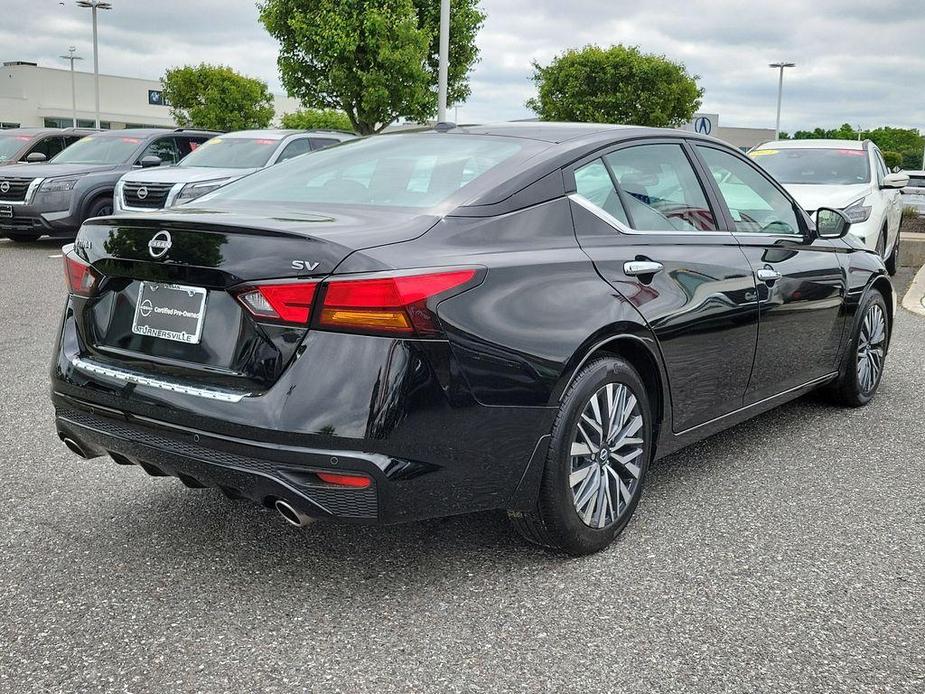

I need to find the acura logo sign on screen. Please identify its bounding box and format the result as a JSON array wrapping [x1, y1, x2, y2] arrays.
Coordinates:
[[148, 230, 172, 259], [137, 186, 149, 200], [0, 181, 9, 193]]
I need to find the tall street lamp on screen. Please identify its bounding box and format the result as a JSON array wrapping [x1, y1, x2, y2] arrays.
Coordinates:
[[437, 0, 450, 123], [76, 1, 112, 129], [60, 47, 83, 128], [769, 61, 795, 140]]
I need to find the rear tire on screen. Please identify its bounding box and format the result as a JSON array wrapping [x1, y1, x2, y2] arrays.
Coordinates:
[[829, 290, 889, 407], [509, 357, 653, 556]]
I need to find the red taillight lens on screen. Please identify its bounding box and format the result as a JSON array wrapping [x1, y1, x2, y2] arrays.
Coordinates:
[[316, 472, 371, 488], [236, 281, 318, 324], [63, 251, 98, 297], [316, 269, 477, 337]]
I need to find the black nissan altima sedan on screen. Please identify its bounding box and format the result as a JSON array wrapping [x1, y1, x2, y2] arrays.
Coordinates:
[[52, 122, 893, 555]]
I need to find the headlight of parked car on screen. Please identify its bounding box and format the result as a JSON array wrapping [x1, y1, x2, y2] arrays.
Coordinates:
[[39, 178, 80, 193], [176, 179, 230, 202], [841, 198, 872, 223]]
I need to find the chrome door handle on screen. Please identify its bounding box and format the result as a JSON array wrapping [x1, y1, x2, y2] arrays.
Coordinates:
[[756, 268, 782, 283], [624, 260, 663, 276]]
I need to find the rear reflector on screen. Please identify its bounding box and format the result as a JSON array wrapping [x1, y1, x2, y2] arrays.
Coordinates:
[[236, 281, 318, 324], [316, 472, 372, 488], [316, 269, 477, 337], [63, 250, 98, 297]]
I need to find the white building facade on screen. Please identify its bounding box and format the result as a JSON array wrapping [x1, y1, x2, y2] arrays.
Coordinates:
[[0, 61, 299, 130]]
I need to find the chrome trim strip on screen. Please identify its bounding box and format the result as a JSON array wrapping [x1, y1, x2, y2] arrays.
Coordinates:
[[71, 356, 251, 403], [568, 193, 735, 237]]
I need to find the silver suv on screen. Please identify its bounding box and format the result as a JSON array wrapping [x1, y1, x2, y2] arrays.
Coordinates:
[[113, 129, 355, 214]]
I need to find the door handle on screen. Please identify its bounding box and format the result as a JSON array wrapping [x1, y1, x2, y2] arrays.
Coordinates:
[[624, 260, 664, 276], [756, 268, 782, 283]]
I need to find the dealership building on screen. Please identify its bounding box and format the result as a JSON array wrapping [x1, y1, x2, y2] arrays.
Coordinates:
[[0, 61, 300, 130]]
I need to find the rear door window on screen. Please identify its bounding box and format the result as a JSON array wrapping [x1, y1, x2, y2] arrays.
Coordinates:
[[276, 138, 312, 163], [309, 137, 339, 151], [604, 144, 717, 231], [29, 136, 68, 160]]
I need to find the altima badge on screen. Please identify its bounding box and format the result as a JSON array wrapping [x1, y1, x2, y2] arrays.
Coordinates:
[[148, 230, 172, 259]]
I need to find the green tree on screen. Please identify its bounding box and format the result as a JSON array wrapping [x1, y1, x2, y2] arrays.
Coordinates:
[[259, 0, 485, 135], [161, 64, 275, 131], [526, 45, 703, 127], [280, 108, 354, 132], [882, 150, 903, 170]]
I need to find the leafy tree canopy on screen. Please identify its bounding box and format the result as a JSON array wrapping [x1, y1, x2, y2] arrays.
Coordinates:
[[280, 108, 355, 132], [161, 64, 275, 131], [527, 44, 703, 128], [259, 0, 485, 135]]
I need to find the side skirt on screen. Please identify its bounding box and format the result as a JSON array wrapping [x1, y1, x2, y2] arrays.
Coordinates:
[[655, 372, 839, 459]]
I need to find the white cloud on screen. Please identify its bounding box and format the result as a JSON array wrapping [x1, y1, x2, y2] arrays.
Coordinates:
[[1, 0, 923, 131]]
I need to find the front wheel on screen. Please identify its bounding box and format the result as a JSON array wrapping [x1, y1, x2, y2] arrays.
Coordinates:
[[829, 291, 889, 407], [509, 357, 653, 555], [85, 196, 113, 220]]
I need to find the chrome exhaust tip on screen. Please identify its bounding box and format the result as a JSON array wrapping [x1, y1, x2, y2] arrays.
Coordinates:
[[62, 437, 89, 459], [274, 499, 312, 528]]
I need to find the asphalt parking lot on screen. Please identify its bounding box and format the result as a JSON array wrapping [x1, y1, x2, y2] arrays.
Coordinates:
[[1, 238, 922, 694]]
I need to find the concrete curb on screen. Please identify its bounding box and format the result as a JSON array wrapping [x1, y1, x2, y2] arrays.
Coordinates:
[[900, 262, 925, 317]]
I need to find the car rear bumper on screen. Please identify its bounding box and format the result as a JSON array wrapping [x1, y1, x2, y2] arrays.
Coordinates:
[[51, 300, 557, 524]]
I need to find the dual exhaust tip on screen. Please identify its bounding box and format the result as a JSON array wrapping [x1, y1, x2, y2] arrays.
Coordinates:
[[274, 499, 313, 528]]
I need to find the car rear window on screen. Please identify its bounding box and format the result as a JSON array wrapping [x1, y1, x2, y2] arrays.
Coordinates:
[[201, 134, 524, 209]]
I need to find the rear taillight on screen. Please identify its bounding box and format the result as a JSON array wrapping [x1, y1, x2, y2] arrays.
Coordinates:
[[63, 250, 99, 297], [316, 472, 371, 488], [236, 281, 318, 324], [315, 269, 478, 337]]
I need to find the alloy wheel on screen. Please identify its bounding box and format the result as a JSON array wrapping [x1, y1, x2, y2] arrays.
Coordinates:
[[569, 382, 645, 529], [857, 303, 886, 393]]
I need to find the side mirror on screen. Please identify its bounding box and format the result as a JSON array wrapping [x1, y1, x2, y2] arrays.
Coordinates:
[[25, 152, 47, 163], [139, 155, 162, 168], [881, 172, 909, 189], [816, 207, 852, 239]]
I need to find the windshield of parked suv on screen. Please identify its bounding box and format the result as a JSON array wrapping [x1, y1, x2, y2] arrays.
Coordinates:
[[178, 137, 279, 169], [201, 134, 524, 209], [50, 135, 142, 165], [0, 134, 32, 161], [749, 148, 871, 185]]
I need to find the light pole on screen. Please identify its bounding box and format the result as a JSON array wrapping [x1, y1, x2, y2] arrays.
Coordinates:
[[60, 47, 83, 127], [76, 1, 112, 129], [437, 0, 450, 123], [769, 61, 795, 140]]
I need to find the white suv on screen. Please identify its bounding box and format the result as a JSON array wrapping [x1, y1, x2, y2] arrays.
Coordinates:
[[750, 139, 908, 274], [113, 129, 355, 214]]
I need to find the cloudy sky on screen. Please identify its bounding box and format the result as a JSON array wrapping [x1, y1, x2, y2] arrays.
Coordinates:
[[2, 0, 923, 132]]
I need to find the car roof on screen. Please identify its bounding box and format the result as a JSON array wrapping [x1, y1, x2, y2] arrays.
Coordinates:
[[93, 128, 218, 139], [755, 139, 867, 150], [216, 129, 354, 141]]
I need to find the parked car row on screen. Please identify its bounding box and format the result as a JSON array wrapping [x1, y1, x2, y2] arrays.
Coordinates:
[[53, 122, 893, 555], [900, 169, 925, 215], [0, 127, 355, 242]]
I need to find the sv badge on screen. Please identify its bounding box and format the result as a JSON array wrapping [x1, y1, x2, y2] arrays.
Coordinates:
[[291, 260, 320, 272]]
